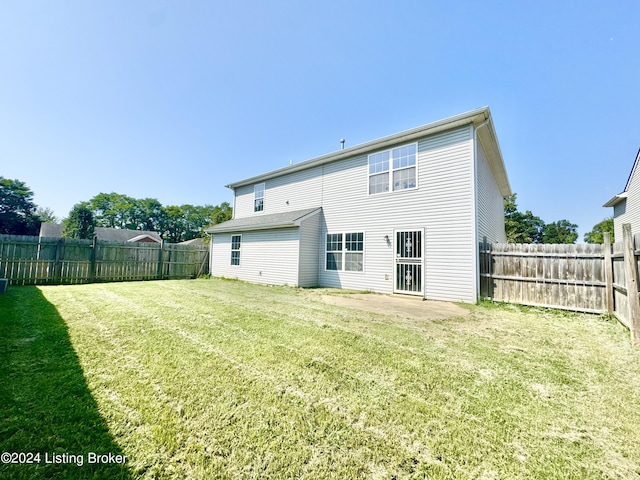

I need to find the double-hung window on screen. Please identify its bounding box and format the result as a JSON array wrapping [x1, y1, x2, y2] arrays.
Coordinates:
[[254, 183, 265, 212], [326, 232, 364, 272], [368, 143, 417, 194], [231, 235, 241, 265]]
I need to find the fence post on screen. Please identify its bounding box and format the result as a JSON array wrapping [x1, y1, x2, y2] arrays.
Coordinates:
[[622, 224, 640, 345], [486, 237, 493, 300], [157, 240, 164, 280], [88, 236, 97, 283], [196, 249, 209, 278], [53, 239, 64, 283], [603, 232, 614, 315]]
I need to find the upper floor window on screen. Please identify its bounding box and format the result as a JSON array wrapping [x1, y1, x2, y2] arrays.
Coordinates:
[[254, 183, 265, 212], [368, 143, 417, 195]]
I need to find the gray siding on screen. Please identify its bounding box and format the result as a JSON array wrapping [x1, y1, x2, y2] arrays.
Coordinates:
[[613, 201, 627, 241], [234, 165, 324, 219], [298, 213, 322, 287], [421, 126, 476, 302], [222, 122, 507, 303], [211, 229, 300, 286], [317, 125, 477, 302], [476, 138, 507, 243], [612, 154, 640, 240]]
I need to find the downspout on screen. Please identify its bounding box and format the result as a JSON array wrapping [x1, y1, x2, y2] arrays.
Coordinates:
[[473, 118, 490, 303]]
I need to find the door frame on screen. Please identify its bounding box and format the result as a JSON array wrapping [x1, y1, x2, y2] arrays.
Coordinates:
[[393, 228, 425, 296]]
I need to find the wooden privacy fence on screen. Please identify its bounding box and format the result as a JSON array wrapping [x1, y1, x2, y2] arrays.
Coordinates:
[[480, 225, 640, 345], [0, 235, 209, 286]]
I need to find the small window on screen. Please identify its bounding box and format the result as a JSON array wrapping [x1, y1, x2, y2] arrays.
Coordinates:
[[326, 232, 364, 272], [368, 143, 417, 194], [254, 183, 265, 212], [231, 235, 241, 265]]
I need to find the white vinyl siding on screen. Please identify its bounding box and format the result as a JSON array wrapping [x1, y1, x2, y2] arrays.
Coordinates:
[[233, 166, 324, 218], [613, 201, 627, 241], [316, 125, 477, 302], [613, 153, 640, 240], [298, 211, 321, 287], [211, 229, 299, 286], [476, 139, 507, 243]]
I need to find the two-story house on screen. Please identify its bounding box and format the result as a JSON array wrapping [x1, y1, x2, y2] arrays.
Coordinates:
[[206, 107, 511, 303]]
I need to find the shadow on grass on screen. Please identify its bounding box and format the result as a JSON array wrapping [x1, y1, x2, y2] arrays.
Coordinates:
[[0, 287, 133, 479]]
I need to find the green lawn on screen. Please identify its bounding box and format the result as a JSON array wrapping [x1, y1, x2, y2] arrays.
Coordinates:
[[1, 279, 639, 479]]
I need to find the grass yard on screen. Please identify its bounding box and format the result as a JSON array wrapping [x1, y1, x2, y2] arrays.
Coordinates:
[[1, 278, 640, 479]]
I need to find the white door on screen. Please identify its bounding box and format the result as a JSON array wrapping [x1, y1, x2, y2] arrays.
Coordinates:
[[394, 229, 424, 295]]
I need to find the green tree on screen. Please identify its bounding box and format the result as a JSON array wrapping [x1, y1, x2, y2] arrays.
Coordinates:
[[62, 204, 95, 239], [542, 220, 578, 244], [211, 202, 232, 225], [36, 207, 58, 224], [163, 205, 186, 243], [161, 203, 232, 242], [504, 194, 544, 243], [133, 198, 166, 231], [0, 177, 40, 235], [86, 192, 137, 229], [81, 191, 231, 242], [584, 218, 615, 243]]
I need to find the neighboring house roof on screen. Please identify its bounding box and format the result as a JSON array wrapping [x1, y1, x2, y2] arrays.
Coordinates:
[[127, 234, 162, 243], [225, 106, 511, 197], [179, 237, 205, 246], [604, 148, 640, 207], [39, 223, 162, 243], [206, 208, 322, 234]]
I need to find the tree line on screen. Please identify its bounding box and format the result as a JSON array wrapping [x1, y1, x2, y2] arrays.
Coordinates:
[[0, 176, 616, 244], [504, 193, 614, 244], [0, 177, 231, 242]]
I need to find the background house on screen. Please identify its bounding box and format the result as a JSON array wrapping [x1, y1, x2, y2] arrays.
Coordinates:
[[604, 149, 640, 239], [39, 223, 162, 243], [207, 107, 511, 303]]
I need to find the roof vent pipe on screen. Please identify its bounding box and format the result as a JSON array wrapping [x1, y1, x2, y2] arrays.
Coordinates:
[[340, 139, 345, 150]]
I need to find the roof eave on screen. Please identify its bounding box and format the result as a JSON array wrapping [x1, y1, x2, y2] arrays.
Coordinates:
[[603, 193, 627, 208], [225, 107, 492, 189], [205, 207, 322, 234], [476, 115, 512, 197], [206, 223, 298, 234]]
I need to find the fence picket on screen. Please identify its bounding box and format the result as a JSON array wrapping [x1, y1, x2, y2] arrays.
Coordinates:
[[479, 225, 639, 345], [0, 235, 209, 286]]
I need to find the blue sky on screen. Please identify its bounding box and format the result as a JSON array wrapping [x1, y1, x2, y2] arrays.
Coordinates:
[[1, 1, 638, 239]]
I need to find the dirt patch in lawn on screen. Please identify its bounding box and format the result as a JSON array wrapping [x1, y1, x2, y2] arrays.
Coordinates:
[[319, 293, 469, 320]]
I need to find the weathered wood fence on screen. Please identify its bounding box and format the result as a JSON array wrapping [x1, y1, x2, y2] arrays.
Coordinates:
[[480, 225, 640, 345], [0, 235, 209, 286]]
